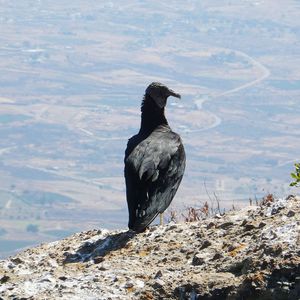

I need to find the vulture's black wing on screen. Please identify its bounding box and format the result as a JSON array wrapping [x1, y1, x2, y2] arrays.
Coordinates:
[[124, 126, 185, 232]]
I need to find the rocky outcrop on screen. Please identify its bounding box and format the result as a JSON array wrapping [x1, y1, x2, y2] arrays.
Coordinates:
[[0, 196, 299, 300]]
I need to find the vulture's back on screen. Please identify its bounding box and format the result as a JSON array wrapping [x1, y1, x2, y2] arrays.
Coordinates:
[[124, 125, 185, 231]]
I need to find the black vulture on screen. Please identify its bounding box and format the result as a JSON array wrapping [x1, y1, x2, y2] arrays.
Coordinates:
[[124, 82, 186, 232]]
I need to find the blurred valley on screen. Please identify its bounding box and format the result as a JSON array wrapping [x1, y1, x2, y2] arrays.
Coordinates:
[[0, 0, 300, 258]]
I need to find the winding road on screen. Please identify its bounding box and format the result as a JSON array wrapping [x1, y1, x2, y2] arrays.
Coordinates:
[[189, 48, 271, 133]]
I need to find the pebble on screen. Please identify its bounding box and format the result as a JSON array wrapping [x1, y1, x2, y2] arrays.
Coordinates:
[[166, 225, 178, 231], [154, 270, 162, 279], [58, 276, 68, 281], [244, 223, 256, 231], [135, 279, 145, 289], [154, 279, 164, 288], [10, 258, 23, 265], [212, 253, 223, 260], [124, 282, 134, 289], [207, 222, 215, 229], [192, 253, 208, 266], [170, 256, 181, 262], [0, 275, 10, 284], [219, 222, 234, 229], [93, 256, 105, 264], [200, 240, 212, 250], [287, 210, 295, 217], [258, 222, 266, 228], [98, 265, 108, 271]]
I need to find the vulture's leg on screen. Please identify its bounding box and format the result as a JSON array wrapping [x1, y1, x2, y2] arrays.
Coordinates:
[[159, 213, 164, 226]]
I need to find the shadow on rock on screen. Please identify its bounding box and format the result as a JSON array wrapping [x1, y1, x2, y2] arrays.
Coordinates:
[[63, 230, 135, 264]]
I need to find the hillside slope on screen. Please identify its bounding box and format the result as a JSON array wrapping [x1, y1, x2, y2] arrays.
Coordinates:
[[0, 196, 299, 300]]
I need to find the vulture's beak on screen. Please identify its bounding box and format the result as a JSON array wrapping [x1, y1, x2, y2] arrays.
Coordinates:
[[168, 89, 181, 99]]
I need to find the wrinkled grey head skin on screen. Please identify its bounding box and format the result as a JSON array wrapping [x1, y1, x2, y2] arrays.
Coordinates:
[[145, 82, 181, 108]]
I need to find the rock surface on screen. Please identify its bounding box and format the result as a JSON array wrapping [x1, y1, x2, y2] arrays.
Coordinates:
[[0, 196, 299, 300]]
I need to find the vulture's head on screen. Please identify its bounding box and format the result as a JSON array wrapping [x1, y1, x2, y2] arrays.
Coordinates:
[[145, 82, 181, 108]]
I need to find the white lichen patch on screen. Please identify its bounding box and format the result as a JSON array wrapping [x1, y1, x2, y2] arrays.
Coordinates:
[[262, 222, 299, 247]]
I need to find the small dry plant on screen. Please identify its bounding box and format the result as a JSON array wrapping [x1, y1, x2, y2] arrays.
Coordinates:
[[181, 202, 209, 222], [167, 181, 227, 224], [248, 193, 275, 207], [168, 196, 224, 224], [260, 193, 275, 206]]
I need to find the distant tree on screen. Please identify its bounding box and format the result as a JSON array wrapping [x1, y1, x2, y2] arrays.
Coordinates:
[[290, 163, 300, 187], [26, 224, 39, 233]]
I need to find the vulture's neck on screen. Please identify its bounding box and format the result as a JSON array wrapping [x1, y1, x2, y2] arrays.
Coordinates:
[[139, 94, 168, 134]]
